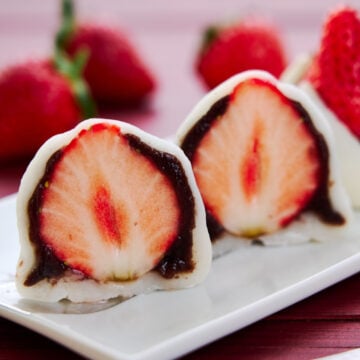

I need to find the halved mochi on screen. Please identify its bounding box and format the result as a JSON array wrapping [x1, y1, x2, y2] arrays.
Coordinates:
[[176, 70, 351, 240], [16, 119, 211, 302], [281, 55, 360, 209]]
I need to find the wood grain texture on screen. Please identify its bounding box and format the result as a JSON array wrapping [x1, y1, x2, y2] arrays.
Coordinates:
[[185, 272, 360, 359], [0, 273, 360, 359]]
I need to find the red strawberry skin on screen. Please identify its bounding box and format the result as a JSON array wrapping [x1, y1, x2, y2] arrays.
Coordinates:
[[0, 61, 82, 164], [306, 6, 360, 138], [65, 24, 156, 106], [196, 19, 287, 89]]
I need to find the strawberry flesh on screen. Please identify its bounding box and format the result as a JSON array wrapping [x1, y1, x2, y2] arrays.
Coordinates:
[[181, 78, 344, 239], [25, 123, 195, 285], [93, 186, 123, 245], [241, 125, 263, 201]]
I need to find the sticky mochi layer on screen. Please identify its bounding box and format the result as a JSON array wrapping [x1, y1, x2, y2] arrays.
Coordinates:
[[16, 118, 211, 303], [176, 70, 352, 241]]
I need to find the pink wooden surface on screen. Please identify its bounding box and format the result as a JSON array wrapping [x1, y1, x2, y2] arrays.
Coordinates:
[[1, 1, 360, 359]]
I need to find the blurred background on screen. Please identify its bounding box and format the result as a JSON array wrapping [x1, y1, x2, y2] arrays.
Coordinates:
[[0, 0, 359, 197], [0, 0, 358, 137]]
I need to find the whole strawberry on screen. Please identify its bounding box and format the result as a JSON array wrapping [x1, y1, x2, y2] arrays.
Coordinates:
[[306, 6, 360, 139], [196, 18, 287, 89], [58, 0, 156, 106], [0, 55, 95, 164]]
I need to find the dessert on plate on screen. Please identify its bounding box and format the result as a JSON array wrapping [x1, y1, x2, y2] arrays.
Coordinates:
[[281, 6, 360, 208], [176, 70, 352, 246], [16, 119, 211, 303]]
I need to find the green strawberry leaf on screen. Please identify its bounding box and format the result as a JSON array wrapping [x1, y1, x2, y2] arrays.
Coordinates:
[[54, 0, 96, 119]]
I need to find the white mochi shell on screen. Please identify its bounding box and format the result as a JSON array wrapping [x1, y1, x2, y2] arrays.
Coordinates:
[[16, 118, 212, 303], [280, 55, 360, 209], [175, 70, 353, 248]]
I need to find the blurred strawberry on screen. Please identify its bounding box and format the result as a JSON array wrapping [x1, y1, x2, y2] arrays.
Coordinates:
[[306, 6, 360, 139], [57, 0, 156, 107], [196, 18, 287, 89], [0, 53, 95, 164]]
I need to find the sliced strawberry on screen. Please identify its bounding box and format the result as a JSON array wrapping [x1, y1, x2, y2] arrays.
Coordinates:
[[182, 78, 322, 237], [32, 123, 183, 281]]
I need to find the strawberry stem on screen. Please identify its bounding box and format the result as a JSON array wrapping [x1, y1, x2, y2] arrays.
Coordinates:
[[54, 0, 97, 119], [201, 26, 220, 53], [54, 49, 97, 119], [55, 0, 75, 50]]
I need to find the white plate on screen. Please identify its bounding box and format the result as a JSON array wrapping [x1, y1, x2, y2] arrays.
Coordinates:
[[1, 194, 360, 360]]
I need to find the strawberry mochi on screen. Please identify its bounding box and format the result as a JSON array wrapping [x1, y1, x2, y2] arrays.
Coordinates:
[[176, 70, 352, 241], [16, 119, 211, 303], [298, 82, 360, 210], [281, 6, 360, 209]]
